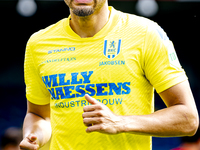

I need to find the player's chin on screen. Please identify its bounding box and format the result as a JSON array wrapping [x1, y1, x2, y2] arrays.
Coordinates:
[[72, 6, 94, 16]]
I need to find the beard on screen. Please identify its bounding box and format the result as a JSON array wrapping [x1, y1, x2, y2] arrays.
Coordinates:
[[66, 0, 99, 17], [72, 6, 95, 16]]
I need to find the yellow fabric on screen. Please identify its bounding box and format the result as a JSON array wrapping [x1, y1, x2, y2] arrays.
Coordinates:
[[24, 6, 187, 150]]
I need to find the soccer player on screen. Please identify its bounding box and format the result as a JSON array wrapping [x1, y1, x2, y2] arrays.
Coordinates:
[[19, 0, 199, 150]]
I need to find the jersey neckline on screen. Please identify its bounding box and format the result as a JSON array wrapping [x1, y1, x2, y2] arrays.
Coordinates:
[[62, 6, 121, 41]]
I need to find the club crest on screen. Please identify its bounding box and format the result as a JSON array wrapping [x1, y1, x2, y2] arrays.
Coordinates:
[[103, 39, 122, 59]]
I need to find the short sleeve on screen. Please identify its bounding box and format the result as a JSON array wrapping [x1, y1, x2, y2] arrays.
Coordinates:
[[143, 22, 188, 93], [24, 38, 50, 105]]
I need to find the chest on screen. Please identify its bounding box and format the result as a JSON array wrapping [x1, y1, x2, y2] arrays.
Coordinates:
[[35, 38, 144, 79]]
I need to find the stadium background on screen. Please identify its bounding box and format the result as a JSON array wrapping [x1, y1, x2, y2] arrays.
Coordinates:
[[0, 0, 200, 149]]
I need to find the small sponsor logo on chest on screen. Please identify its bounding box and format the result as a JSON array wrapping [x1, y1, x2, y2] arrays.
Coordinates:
[[48, 47, 75, 54]]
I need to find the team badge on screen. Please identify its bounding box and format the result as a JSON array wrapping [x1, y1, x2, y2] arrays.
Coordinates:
[[103, 39, 122, 59]]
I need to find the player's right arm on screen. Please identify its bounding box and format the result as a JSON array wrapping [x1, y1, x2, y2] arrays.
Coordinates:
[[19, 101, 51, 150], [22, 32, 52, 149]]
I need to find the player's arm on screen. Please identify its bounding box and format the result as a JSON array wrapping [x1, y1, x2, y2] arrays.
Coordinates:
[[83, 80, 199, 136], [19, 101, 51, 150]]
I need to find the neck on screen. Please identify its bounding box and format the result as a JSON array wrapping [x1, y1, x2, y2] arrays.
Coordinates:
[[69, 2, 110, 38]]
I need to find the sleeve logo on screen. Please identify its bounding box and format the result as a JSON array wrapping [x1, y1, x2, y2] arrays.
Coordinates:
[[167, 42, 182, 69]]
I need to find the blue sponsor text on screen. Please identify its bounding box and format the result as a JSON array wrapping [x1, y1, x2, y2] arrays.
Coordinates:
[[54, 97, 123, 109], [48, 47, 75, 54], [99, 60, 125, 66], [42, 71, 131, 100]]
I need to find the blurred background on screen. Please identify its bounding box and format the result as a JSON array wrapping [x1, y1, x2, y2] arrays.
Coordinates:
[[0, 0, 200, 150]]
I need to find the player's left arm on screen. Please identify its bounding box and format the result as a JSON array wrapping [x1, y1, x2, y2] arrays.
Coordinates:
[[83, 80, 199, 136]]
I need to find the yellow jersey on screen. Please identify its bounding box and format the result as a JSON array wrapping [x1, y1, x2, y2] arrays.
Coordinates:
[[24, 6, 187, 150]]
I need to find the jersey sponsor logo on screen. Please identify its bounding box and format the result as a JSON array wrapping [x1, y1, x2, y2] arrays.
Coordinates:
[[167, 42, 182, 68], [42, 71, 131, 101], [48, 47, 75, 54], [40, 57, 76, 65], [99, 60, 125, 66], [103, 39, 121, 59], [54, 97, 123, 109]]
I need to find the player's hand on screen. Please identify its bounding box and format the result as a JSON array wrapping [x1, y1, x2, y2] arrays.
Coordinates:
[[19, 134, 39, 150], [82, 94, 123, 134]]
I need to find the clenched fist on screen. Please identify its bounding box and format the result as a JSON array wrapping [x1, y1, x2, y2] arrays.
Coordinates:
[[19, 134, 39, 150], [82, 94, 124, 134]]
